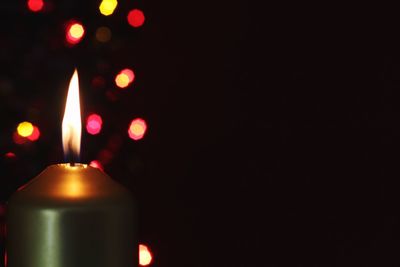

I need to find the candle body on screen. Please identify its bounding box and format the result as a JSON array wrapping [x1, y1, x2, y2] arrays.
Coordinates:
[[6, 164, 137, 267]]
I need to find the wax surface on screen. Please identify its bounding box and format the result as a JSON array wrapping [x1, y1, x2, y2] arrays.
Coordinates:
[[7, 164, 137, 267]]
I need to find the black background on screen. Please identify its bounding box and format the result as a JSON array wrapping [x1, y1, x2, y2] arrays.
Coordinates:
[[0, 1, 398, 266]]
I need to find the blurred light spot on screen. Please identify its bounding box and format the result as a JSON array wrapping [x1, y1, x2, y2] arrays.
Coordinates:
[[98, 149, 113, 164], [115, 73, 130, 88], [66, 22, 85, 45], [4, 152, 16, 159], [96, 26, 112, 43], [99, 0, 118, 16], [92, 76, 106, 88], [89, 160, 104, 171], [27, 126, 40, 141], [13, 132, 27, 145], [128, 118, 147, 140], [17, 121, 34, 137], [86, 114, 103, 135], [127, 9, 145, 28], [139, 244, 153, 266], [121, 69, 135, 83], [27, 0, 44, 12], [106, 90, 118, 102]]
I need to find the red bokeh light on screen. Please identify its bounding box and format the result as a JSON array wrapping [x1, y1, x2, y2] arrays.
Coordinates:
[[66, 21, 85, 45], [127, 9, 145, 28], [139, 244, 153, 266], [13, 132, 27, 145], [5, 152, 16, 159], [128, 118, 147, 140], [86, 114, 103, 135], [27, 0, 44, 12], [27, 126, 40, 141], [89, 160, 104, 171]]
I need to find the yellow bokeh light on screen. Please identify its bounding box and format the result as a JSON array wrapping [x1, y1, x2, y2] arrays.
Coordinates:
[[130, 123, 144, 136], [99, 0, 118, 16], [17, 121, 34, 137], [115, 73, 130, 88], [69, 24, 85, 39]]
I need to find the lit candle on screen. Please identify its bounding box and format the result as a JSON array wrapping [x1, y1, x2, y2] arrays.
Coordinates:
[[6, 70, 137, 267]]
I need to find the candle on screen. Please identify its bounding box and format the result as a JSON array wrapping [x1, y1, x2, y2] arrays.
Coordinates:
[[6, 70, 137, 267]]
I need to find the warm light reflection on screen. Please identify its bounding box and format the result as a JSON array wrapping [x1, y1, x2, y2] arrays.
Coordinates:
[[139, 244, 153, 266], [99, 0, 118, 16], [62, 70, 82, 158], [17, 121, 34, 137], [64, 177, 84, 198], [128, 118, 147, 140]]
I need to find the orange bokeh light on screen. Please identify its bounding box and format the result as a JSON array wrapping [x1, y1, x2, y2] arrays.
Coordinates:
[[127, 9, 145, 28], [139, 244, 153, 266], [128, 118, 147, 140], [66, 22, 85, 45], [27, 0, 44, 12]]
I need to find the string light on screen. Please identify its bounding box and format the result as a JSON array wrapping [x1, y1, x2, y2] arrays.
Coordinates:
[[99, 0, 118, 16], [66, 21, 85, 45], [127, 9, 145, 28], [27, 0, 44, 12], [139, 244, 153, 266], [128, 118, 147, 140]]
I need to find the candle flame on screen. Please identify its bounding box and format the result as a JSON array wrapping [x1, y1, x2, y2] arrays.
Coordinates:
[[62, 69, 82, 161]]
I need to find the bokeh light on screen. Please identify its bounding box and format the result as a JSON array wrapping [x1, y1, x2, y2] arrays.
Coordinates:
[[99, 0, 118, 16], [27, 0, 44, 12], [121, 69, 135, 83], [66, 22, 85, 45], [5, 152, 16, 159], [89, 160, 104, 171], [86, 114, 103, 135], [17, 121, 34, 137], [127, 9, 145, 28], [115, 69, 135, 89], [139, 244, 153, 266], [13, 132, 27, 145], [96, 26, 112, 43], [128, 118, 147, 140], [115, 72, 130, 88], [27, 126, 40, 141]]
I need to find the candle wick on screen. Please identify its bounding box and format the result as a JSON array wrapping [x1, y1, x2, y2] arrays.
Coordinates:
[[68, 141, 75, 167]]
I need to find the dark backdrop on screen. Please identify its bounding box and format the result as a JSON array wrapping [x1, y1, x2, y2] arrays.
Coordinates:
[[0, 1, 397, 267]]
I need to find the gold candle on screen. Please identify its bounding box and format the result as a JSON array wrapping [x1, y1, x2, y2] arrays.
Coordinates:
[[6, 70, 137, 267]]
